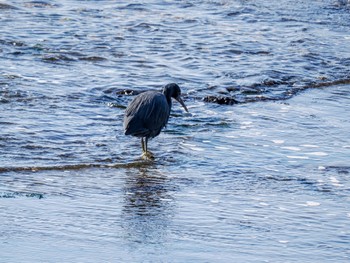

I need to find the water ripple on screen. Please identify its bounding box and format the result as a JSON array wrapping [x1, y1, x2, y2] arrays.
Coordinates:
[[1, 1, 350, 262]]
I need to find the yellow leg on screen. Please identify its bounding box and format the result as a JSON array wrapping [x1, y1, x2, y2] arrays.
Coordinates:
[[141, 138, 145, 153], [141, 137, 154, 160]]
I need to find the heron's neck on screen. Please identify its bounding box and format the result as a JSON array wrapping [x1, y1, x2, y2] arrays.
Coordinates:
[[163, 90, 173, 109], [166, 97, 172, 110]]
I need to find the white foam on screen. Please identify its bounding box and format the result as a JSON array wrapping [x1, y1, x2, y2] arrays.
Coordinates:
[[278, 240, 289, 244], [272, 140, 285, 144], [306, 152, 328, 156], [241, 121, 253, 125], [330, 176, 342, 187], [287, 155, 309, 159], [190, 147, 205, 152], [330, 176, 339, 184], [300, 144, 320, 148], [215, 146, 230, 150], [305, 201, 321, 207], [282, 146, 301, 151], [181, 143, 205, 152]]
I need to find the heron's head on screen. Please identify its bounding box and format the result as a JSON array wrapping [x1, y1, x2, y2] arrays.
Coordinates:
[[163, 83, 189, 112]]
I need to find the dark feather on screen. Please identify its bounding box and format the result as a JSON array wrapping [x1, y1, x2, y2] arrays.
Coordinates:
[[124, 91, 170, 138]]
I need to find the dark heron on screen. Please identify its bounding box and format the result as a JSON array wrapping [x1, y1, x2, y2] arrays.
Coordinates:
[[124, 83, 188, 159]]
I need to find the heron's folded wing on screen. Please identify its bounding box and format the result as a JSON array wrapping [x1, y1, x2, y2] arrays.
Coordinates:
[[124, 92, 170, 137]]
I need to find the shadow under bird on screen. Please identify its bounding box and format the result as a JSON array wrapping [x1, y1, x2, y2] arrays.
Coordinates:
[[124, 83, 189, 159]]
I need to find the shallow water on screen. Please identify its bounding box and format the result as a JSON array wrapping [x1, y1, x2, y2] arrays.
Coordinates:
[[1, 1, 350, 262]]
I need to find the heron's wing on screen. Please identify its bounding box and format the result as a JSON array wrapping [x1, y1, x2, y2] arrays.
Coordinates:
[[124, 91, 170, 137]]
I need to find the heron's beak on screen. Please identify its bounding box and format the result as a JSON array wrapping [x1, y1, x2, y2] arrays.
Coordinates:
[[176, 96, 189, 113]]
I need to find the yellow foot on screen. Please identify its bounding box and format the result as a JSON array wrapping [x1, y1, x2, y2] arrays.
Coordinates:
[[141, 151, 155, 160]]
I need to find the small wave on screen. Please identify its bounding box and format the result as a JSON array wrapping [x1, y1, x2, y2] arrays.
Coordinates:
[[79, 56, 107, 62], [324, 166, 350, 174], [111, 77, 350, 106], [0, 3, 18, 9], [203, 95, 239, 105], [41, 51, 108, 64], [118, 3, 148, 11], [128, 22, 159, 33], [203, 77, 350, 105], [0, 86, 50, 104], [0, 191, 44, 199], [24, 1, 60, 8], [0, 161, 154, 173], [0, 39, 25, 47], [42, 53, 77, 63]]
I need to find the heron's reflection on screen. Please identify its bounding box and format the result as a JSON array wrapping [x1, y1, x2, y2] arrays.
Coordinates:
[[121, 165, 175, 245]]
